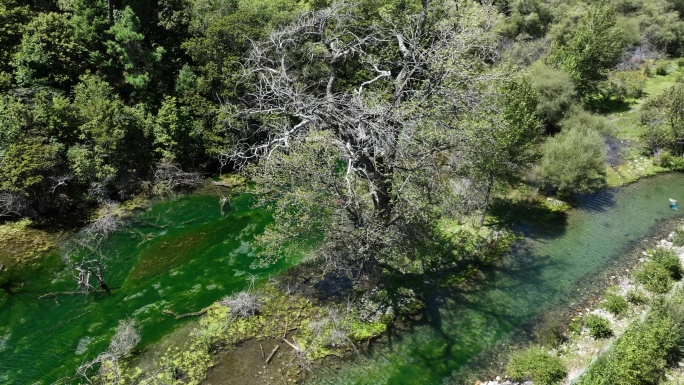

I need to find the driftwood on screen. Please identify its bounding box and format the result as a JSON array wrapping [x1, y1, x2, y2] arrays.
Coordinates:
[[282, 338, 301, 353], [162, 306, 211, 319], [266, 345, 279, 364], [212, 181, 234, 188], [38, 289, 108, 299], [260, 343, 265, 358]]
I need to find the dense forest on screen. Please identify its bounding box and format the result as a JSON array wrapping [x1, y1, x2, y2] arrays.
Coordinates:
[[4, 0, 684, 382], [4, 0, 684, 277]]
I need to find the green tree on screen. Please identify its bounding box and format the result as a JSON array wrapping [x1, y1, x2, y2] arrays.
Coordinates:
[[640, 83, 684, 154], [72, 74, 155, 192], [0, 136, 62, 196], [104, 6, 165, 91], [231, 1, 507, 281], [528, 61, 576, 130], [469, 76, 542, 226], [537, 123, 607, 197], [550, 3, 624, 97], [13, 12, 87, 88], [0, 0, 32, 76]]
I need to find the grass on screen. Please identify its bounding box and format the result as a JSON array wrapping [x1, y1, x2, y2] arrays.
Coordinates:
[[604, 60, 683, 143], [600, 60, 682, 187]]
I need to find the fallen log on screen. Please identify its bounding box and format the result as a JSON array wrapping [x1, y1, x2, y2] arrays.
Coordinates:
[[162, 306, 210, 319], [266, 345, 279, 364], [38, 289, 107, 299]]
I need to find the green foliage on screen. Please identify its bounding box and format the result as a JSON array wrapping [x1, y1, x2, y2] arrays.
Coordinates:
[[602, 292, 630, 317], [655, 150, 684, 170], [599, 71, 647, 101], [13, 12, 86, 88], [625, 289, 647, 305], [497, 0, 554, 39], [0, 136, 61, 195], [549, 3, 625, 97], [634, 262, 673, 293], [585, 314, 613, 339], [650, 247, 683, 280], [577, 309, 681, 385], [528, 61, 576, 130], [506, 345, 567, 385], [105, 6, 165, 90], [640, 83, 684, 155], [0, 0, 32, 73], [672, 228, 684, 246], [536, 123, 606, 197], [655, 60, 672, 76]]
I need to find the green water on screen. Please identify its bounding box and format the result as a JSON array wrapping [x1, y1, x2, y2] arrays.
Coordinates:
[[309, 173, 684, 385], [0, 192, 288, 385]]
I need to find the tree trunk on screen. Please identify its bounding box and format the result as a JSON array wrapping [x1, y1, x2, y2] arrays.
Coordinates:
[[108, 0, 114, 23], [478, 171, 494, 228]]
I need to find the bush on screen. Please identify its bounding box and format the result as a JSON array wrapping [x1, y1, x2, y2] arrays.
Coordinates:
[[602, 292, 629, 317], [529, 61, 577, 130], [536, 124, 606, 197], [535, 311, 567, 348], [576, 313, 680, 385], [506, 346, 567, 385], [568, 317, 583, 335], [650, 247, 682, 280], [655, 60, 671, 76], [672, 229, 684, 247], [586, 314, 613, 339], [600, 71, 647, 100], [654, 150, 684, 170], [625, 290, 647, 305], [634, 262, 673, 293]]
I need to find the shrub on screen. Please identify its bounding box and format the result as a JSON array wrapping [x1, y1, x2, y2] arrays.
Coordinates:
[[654, 150, 684, 170], [586, 314, 613, 339], [506, 346, 567, 385], [536, 124, 606, 197], [220, 291, 263, 318], [535, 311, 567, 348], [602, 292, 629, 317], [600, 71, 647, 100], [672, 229, 684, 247], [576, 313, 680, 385], [529, 61, 577, 129], [568, 317, 583, 335], [655, 60, 670, 76], [634, 262, 673, 293], [678, 58, 684, 69], [650, 247, 682, 280], [625, 290, 647, 305]]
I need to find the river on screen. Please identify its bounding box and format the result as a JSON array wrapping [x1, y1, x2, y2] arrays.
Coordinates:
[[307, 172, 684, 385], [0, 192, 292, 384], [1, 173, 683, 384]]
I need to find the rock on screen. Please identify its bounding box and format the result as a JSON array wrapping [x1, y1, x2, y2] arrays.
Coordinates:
[[496, 376, 501, 381]]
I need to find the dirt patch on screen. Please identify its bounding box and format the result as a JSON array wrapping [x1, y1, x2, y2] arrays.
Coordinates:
[[204, 339, 306, 385]]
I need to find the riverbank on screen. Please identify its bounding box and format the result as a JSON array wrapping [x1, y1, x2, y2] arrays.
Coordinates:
[[482, 219, 684, 385]]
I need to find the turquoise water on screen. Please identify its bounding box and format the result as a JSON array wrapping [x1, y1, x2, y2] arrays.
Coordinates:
[[0, 192, 289, 384], [308, 173, 684, 385]]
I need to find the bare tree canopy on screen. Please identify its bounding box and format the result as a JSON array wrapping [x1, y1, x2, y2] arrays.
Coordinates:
[[223, 0, 531, 282]]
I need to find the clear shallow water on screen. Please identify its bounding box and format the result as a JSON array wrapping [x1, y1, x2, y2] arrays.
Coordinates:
[[308, 173, 684, 385], [0, 192, 289, 384]]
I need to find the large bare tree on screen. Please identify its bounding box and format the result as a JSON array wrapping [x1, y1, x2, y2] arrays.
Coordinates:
[[225, 0, 520, 282]]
